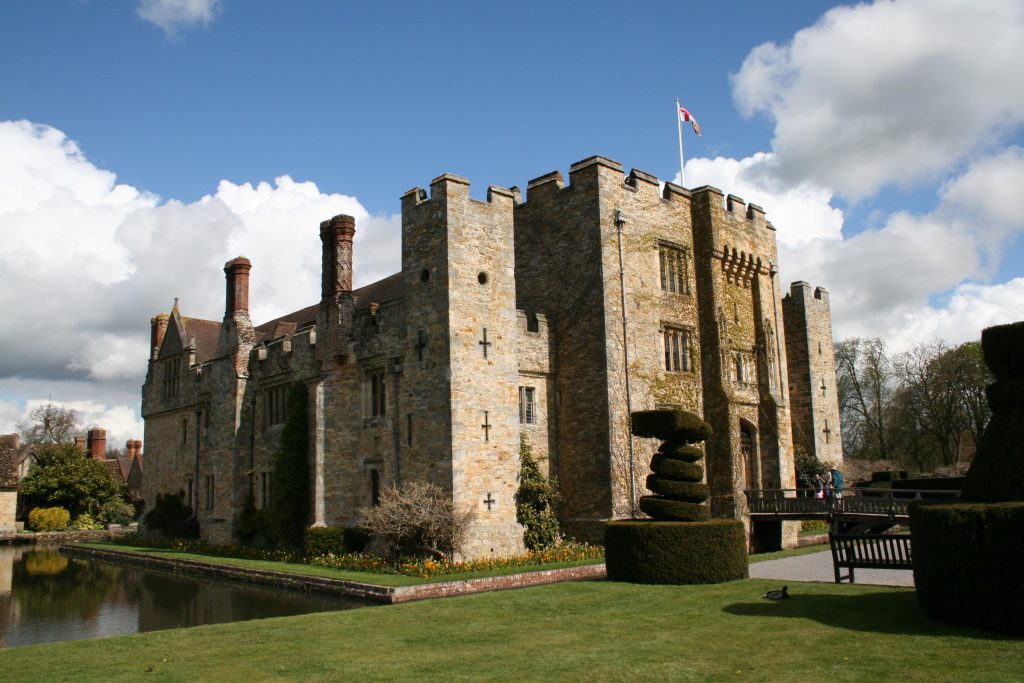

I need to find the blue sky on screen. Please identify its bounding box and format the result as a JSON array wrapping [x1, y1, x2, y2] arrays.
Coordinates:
[[2, 0, 1023, 443]]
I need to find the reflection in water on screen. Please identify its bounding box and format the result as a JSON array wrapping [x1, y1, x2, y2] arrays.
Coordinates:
[[0, 545, 372, 648]]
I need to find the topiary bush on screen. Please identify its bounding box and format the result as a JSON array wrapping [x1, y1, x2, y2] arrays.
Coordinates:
[[911, 501, 1023, 635], [515, 434, 561, 550], [28, 506, 71, 532], [608, 408, 747, 584], [605, 519, 747, 584], [143, 491, 198, 539], [913, 320, 1024, 635], [304, 526, 366, 557]]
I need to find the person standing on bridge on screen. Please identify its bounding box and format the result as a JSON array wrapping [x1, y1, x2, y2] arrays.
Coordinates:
[[814, 474, 825, 499], [830, 468, 845, 499]]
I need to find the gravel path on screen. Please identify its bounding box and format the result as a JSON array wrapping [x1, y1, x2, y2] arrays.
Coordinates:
[[749, 549, 915, 587]]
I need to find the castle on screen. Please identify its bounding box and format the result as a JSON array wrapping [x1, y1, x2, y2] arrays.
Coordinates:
[[141, 155, 842, 556]]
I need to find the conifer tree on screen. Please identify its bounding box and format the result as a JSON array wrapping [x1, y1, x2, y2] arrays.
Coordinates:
[[267, 383, 310, 546]]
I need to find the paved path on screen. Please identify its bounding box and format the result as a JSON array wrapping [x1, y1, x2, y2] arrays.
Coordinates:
[[749, 548, 914, 587]]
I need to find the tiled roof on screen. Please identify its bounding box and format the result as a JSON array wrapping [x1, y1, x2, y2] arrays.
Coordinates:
[[179, 272, 408, 357], [253, 272, 406, 343], [181, 318, 222, 365]]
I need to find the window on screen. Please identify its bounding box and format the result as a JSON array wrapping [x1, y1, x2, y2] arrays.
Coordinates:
[[659, 243, 690, 294], [663, 327, 693, 372], [265, 385, 287, 426], [205, 474, 214, 510], [260, 472, 271, 508], [734, 351, 746, 384], [519, 386, 537, 424], [367, 370, 386, 418], [162, 359, 180, 399], [370, 469, 381, 506]]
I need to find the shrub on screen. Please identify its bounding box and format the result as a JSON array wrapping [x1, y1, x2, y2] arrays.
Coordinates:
[[305, 526, 366, 557], [97, 497, 135, 526], [795, 450, 830, 491], [644, 476, 709, 502], [143, 491, 198, 539], [638, 496, 710, 521], [515, 435, 561, 550], [605, 519, 747, 584], [911, 501, 1024, 635], [360, 480, 474, 561], [19, 443, 127, 520], [656, 444, 705, 462], [236, 494, 268, 547], [28, 506, 70, 532], [70, 512, 102, 530], [649, 455, 702, 480], [631, 410, 712, 442]]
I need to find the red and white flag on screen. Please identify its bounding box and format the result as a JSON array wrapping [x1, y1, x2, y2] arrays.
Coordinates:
[[678, 106, 701, 136]]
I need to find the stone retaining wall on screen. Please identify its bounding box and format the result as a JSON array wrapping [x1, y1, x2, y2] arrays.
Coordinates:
[[59, 544, 606, 604]]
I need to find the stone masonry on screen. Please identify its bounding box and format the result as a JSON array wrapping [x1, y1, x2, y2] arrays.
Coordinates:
[[141, 154, 842, 556]]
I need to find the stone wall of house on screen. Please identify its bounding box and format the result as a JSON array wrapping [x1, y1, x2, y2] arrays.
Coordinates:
[[783, 282, 844, 467], [516, 311, 554, 477], [0, 491, 16, 533]]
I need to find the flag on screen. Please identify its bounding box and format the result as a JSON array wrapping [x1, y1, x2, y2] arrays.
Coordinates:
[[679, 106, 701, 136]]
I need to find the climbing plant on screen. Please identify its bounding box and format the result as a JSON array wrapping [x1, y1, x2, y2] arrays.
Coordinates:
[[515, 434, 561, 550]]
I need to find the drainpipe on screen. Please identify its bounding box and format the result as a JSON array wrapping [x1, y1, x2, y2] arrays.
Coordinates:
[[768, 261, 784, 398], [615, 208, 638, 517], [192, 404, 202, 520], [391, 362, 403, 486]]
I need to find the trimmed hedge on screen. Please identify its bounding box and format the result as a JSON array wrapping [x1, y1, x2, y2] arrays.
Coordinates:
[[980, 320, 1024, 382], [656, 443, 705, 462], [638, 496, 710, 521], [631, 410, 713, 442], [649, 455, 703, 481], [645, 476, 709, 502], [304, 526, 367, 557], [911, 501, 1024, 635], [605, 519, 748, 584]]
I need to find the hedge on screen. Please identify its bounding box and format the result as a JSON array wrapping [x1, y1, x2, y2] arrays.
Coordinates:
[[979, 320, 1024, 381], [638, 496, 710, 522], [631, 410, 712, 442], [605, 519, 747, 584], [645, 476, 709, 502], [304, 526, 367, 557], [649, 455, 703, 481], [656, 444, 705, 463], [910, 501, 1024, 635]]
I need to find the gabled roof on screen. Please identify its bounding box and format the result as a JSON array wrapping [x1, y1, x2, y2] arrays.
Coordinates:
[[181, 318, 221, 364]]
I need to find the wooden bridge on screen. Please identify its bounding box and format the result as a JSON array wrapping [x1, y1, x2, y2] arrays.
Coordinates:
[[743, 488, 961, 532]]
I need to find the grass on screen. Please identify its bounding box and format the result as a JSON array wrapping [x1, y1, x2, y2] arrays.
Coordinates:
[[1, 578, 1020, 681], [79, 542, 605, 587]]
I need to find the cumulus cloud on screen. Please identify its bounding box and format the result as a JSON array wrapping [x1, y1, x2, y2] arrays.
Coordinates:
[[0, 120, 400, 439], [137, 0, 223, 37], [681, 149, 1024, 351], [731, 0, 1024, 200]]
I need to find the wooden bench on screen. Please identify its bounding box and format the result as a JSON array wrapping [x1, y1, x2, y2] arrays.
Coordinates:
[[829, 533, 913, 583]]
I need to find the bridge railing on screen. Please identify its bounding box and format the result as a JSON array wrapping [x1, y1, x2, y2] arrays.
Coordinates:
[[743, 488, 961, 519]]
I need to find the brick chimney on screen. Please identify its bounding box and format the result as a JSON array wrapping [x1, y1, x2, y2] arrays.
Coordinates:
[[150, 313, 169, 360], [86, 428, 107, 460], [320, 214, 356, 299], [75, 435, 86, 451], [224, 256, 253, 317]]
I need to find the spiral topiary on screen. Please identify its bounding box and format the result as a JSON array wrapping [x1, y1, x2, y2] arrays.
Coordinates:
[[633, 409, 712, 522], [606, 408, 748, 584]]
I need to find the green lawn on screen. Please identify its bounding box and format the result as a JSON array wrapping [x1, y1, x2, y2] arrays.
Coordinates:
[[1, 578, 1019, 681], [80, 542, 605, 586]]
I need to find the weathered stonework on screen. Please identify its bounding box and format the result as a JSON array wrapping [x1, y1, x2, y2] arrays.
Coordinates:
[[142, 155, 841, 556]]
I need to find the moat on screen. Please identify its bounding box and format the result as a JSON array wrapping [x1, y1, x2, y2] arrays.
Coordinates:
[[0, 544, 374, 648]]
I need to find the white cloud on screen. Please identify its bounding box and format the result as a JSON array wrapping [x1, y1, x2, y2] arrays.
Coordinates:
[[137, 0, 223, 36], [681, 150, 1024, 351], [0, 120, 400, 440], [731, 0, 1024, 200]]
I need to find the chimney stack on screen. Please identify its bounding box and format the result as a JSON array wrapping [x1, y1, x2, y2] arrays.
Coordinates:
[[320, 214, 356, 299], [75, 435, 86, 451], [224, 256, 253, 317], [87, 428, 107, 461], [150, 313, 169, 360]]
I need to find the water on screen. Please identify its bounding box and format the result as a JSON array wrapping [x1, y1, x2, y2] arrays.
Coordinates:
[[0, 544, 374, 648]]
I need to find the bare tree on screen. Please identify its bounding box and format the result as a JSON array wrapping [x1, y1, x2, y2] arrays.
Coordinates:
[[836, 338, 896, 461], [17, 402, 82, 446], [359, 481, 475, 561]]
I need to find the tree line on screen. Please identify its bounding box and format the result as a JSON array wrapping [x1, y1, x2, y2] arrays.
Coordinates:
[[835, 337, 992, 474]]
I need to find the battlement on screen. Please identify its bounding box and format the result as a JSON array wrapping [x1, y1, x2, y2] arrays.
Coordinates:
[[400, 173, 516, 213], [784, 281, 831, 308], [516, 310, 550, 337]]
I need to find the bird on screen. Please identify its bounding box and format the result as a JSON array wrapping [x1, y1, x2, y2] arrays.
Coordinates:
[[763, 586, 789, 600]]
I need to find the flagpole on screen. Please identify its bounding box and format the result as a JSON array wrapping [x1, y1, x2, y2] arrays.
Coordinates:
[[676, 98, 685, 187]]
